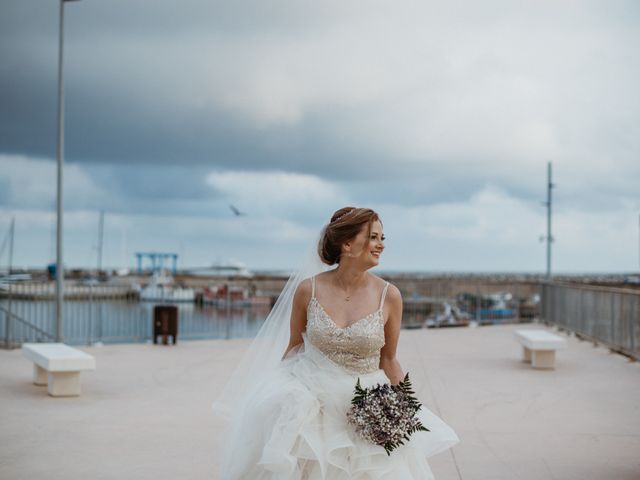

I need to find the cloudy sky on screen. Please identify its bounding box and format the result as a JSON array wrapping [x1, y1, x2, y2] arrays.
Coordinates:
[[1, 0, 638, 273]]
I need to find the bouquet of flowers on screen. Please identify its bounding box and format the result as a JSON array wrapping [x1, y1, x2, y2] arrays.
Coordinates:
[[347, 372, 429, 455]]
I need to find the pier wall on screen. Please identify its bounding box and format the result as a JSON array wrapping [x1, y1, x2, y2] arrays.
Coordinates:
[[175, 273, 542, 300]]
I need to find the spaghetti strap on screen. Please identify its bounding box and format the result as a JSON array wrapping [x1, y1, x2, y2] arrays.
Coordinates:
[[311, 275, 316, 299], [379, 281, 390, 310]]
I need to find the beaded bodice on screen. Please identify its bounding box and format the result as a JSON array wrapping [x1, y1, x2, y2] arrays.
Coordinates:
[[306, 276, 388, 374]]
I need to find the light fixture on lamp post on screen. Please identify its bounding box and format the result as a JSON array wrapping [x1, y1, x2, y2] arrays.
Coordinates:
[[55, 0, 81, 343]]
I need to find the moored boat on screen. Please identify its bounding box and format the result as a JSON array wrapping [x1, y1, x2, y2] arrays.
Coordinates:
[[134, 271, 195, 302]]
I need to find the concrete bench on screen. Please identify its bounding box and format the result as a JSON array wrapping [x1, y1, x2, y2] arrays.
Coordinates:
[[22, 343, 96, 397], [513, 329, 568, 369]]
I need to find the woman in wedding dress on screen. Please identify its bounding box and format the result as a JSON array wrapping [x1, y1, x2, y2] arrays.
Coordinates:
[[214, 207, 459, 479]]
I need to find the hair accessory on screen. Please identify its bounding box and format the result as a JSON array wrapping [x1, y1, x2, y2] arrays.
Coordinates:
[[333, 208, 357, 223]]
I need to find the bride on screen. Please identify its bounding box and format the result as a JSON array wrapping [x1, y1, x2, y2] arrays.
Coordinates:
[[213, 207, 460, 479]]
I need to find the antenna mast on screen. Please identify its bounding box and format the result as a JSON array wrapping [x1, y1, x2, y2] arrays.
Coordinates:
[[544, 162, 555, 279]]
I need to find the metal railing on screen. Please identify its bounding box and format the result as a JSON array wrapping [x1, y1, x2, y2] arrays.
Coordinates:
[[540, 282, 640, 361], [0, 281, 142, 348], [5, 278, 637, 359], [1, 278, 543, 347], [0, 305, 56, 348], [0, 280, 272, 348]]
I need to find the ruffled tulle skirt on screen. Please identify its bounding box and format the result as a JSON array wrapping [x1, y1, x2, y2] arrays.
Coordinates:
[[219, 338, 460, 479]]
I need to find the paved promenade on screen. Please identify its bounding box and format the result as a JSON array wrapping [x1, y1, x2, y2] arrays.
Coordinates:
[[1, 322, 639, 480]]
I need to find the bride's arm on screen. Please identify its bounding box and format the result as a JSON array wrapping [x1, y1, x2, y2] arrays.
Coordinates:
[[282, 278, 311, 360], [379, 284, 405, 385]]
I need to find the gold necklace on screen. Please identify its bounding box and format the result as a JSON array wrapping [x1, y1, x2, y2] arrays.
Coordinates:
[[334, 272, 365, 302]]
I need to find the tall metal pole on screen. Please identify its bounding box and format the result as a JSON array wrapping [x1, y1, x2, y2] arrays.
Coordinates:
[[546, 162, 554, 279], [55, 0, 81, 342], [55, 0, 66, 343]]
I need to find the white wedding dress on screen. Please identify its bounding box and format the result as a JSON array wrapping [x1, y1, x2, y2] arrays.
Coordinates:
[[220, 276, 460, 479]]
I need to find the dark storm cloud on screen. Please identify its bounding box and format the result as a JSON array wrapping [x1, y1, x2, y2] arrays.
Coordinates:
[[0, 0, 395, 180], [1, 0, 639, 211], [0, 154, 231, 217], [96, 165, 214, 201], [1, 0, 638, 273]]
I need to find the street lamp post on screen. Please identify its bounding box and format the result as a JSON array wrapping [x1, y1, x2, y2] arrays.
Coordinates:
[[55, 0, 81, 343]]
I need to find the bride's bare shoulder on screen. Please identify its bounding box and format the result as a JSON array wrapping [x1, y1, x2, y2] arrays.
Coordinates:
[[369, 273, 402, 301], [294, 277, 313, 302], [386, 283, 402, 304], [315, 270, 332, 279], [312, 270, 334, 287], [367, 272, 388, 287]]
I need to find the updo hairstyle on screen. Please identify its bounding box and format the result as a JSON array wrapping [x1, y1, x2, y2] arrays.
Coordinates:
[[318, 207, 382, 265]]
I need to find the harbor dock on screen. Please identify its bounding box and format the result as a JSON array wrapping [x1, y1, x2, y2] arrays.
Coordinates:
[[1, 322, 638, 479]]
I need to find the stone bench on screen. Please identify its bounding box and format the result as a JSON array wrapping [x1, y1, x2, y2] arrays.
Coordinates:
[[22, 343, 96, 397], [513, 329, 568, 369]]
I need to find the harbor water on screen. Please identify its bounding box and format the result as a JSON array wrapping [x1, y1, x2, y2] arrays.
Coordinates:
[[1, 298, 272, 346]]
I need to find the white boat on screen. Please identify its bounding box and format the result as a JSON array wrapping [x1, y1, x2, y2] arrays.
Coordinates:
[[135, 271, 195, 302], [185, 261, 253, 278], [424, 301, 471, 328]]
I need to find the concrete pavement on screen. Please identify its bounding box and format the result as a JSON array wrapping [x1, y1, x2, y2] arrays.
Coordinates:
[[1, 322, 639, 480]]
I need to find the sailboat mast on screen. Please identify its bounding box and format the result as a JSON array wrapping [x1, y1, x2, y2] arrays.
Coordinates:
[[97, 210, 104, 272], [8, 217, 14, 275]]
